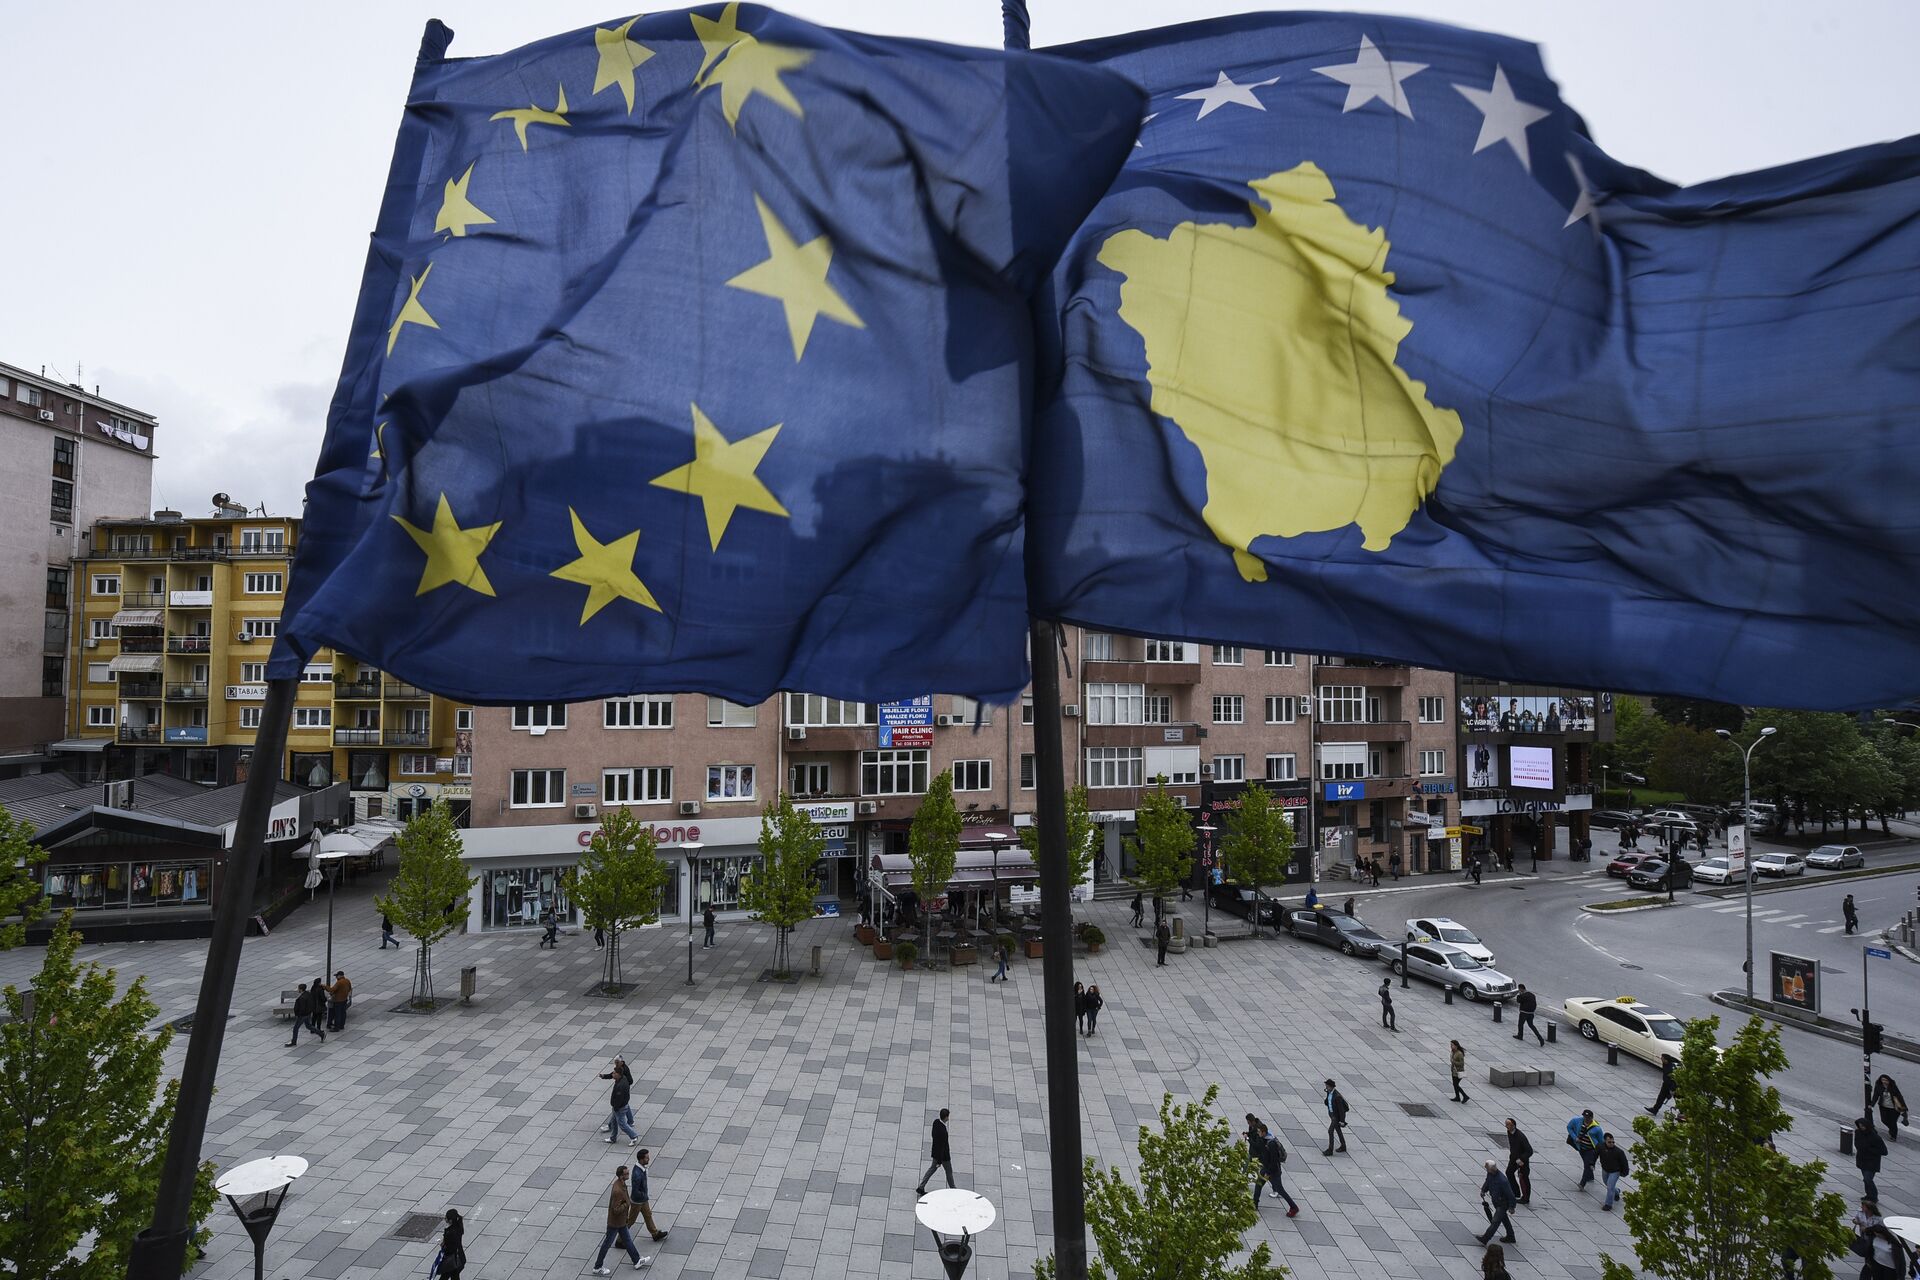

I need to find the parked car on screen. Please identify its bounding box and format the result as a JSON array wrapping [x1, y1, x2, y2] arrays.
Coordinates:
[[1806, 844, 1865, 870], [1390, 939, 1518, 1001], [1404, 916, 1495, 965], [1606, 853, 1648, 878], [1692, 857, 1747, 885], [1753, 852, 1807, 878], [1627, 858, 1694, 891], [1589, 810, 1637, 830], [1647, 809, 1692, 824], [1283, 908, 1390, 958], [1207, 882, 1285, 924], [1562, 995, 1693, 1068]]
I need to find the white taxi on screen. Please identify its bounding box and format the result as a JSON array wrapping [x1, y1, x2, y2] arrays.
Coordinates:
[[1562, 995, 1691, 1068]]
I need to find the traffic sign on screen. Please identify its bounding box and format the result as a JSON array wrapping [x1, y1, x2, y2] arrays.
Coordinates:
[[1866, 947, 1892, 960], [1458, 824, 1484, 836]]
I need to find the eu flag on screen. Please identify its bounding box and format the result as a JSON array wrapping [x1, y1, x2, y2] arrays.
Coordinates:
[[1031, 13, 1920, 709], [272, 6, 1142, 705]]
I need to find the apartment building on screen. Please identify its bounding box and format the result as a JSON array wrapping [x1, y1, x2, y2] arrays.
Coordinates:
[[0, 361, 156, 760], [62, 509, 471, 823], [1456, 680, 1613, 863], [461, 632, 1461, 933]]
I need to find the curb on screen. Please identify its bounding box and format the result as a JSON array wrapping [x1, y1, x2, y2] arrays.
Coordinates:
[[1707, 990, 1920, 1065], [1581, 900, 1677, 915]]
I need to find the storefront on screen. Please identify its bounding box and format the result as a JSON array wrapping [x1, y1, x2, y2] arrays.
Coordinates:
[[867, 845, 1039, 930], [388, 780, 473, 825], [1460, 793, 1593, 863]]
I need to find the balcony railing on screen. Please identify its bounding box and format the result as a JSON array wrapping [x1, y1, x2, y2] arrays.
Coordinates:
[[166, 682, 209, 701], [383, 681, 431, 700], [119, 637, 164, 654], [168, 590, 213, 607], [334, 680, 382, 699], [384, 730, 430, 747], [121, 591, 166, 608], [334, 728, 382, 745], [118, 681, 163, 699], [118, 725, 161, 743], [166, 635, 212, 654]]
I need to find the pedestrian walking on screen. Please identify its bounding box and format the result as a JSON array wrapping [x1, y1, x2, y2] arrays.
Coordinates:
[[1073, 982, 1087, 1030], [1855, 1114, 1887, 1201], [1322, 1080, 1349, 1155], [1129, 893, 1144, 928], [1389, 852, 1402, 880], [1844, 894, 1859, 935], [988, 937, 1011, 983], [1857, 1220, 1912, 1280], [307, 976, 329, 1034], [1471, 853, 1483, 885], [380, 912, 398, 948], [591, 1165, 643, 1274], [435, 1209, 466, 1279], [287, 983, 324, 1046], [1567, 1110, 1604, 1187], [915, 1108, 955, 1194], [327, 970, 352, 1031], [631, 1148, 668, 1241], [594, 925, 605, 950], [1476, 1160, 1518, 1244], [1449, 1041, 1470, 1103], [1503, 1118, 1533, 1205], [1598, 1133, 1630, 1210], [1244, 1115, 1266, 1197], [603, 1059, 638, 1145], [1872, 1073, 1908, 1142], [1257, 1125, 1299, 1216], [1480, 1242, 1513, 1280], [1647, 1056, 1675, 1115], [1379, 979, 1396, 1032], [1511, 984, 1544, 1046], [1084, 985, 1104, 1035], [1155, 920, 1171, 966], [702, 904, 716, 948], [538, 911, 559, 948]]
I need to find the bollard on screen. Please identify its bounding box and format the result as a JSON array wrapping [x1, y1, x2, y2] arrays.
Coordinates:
[[1547, 1022, 1557, 1044], [1492, 1001, 1503, 1023], [1606, 1043, 1618, 1066], [1445, 985, 1455, 1005], [1840, 1124, 1855, 1156], [811, 944, 823, 975]]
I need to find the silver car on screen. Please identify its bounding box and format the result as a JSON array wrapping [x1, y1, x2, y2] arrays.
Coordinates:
[[1389, 939, 1518, 1001], [1806, 844, 1864, 869]]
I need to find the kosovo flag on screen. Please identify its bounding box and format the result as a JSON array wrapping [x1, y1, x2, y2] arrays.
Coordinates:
[[272, 6, 1142, 705], [1031, 13, 1920, 709]]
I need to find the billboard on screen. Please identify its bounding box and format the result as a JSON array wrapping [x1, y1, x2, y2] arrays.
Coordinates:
[[1461, 694, 1596, 733], [1509, 745, 1555, 790], [1770, 952, 1819, 1013], [1466, 740, 1498, 788]]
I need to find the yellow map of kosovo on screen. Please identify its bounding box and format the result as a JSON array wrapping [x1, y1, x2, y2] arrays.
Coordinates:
[[1099, 162, 1462, 581]]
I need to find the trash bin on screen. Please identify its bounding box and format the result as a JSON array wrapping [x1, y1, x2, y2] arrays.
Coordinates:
[[460, 965, 478, 1004], [811, 945, 823, 975]]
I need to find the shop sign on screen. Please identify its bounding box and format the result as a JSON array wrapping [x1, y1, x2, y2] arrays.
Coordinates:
[[571, 782, 598, 797], [1163, 728, 1184, 742], [224, 683, 267, 700], [878, 696, 933, 747], [268, 815, 301, 841], [1770, 952, 1819, 1013], [1414, 781, 1455, 794], [440, 785, 472, 799], [881, 726, 932, 748], [577, 823, 701, 847], [795, 800, 855, 824], [1089, 810, 1134, 823], [1405, 811, 1441, 827], [1324, 781, 1365, 801]]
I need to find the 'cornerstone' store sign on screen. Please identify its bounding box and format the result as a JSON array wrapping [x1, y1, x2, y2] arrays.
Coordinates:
[[576, 824, 700, 847]]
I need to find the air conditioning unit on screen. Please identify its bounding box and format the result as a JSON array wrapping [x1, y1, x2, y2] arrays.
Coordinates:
[[935, 714, 961, 727], [574, 803, 596, 819], [857, 800, 878, 815], [1200, 764, 1214, 778], [678, 800, 701, 816], [86, 637, 99, 649], [236, 631, 252, 642], [38, 409, 55, 422], [1196, 727, 1208, 739], [1062, 704, 1081, 718], [787, 726, 807, 741]]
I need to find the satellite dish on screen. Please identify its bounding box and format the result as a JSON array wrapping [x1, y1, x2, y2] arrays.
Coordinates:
[[212, 492, 230, 507]]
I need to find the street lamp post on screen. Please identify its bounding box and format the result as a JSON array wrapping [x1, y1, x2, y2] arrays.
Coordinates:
[[213, 1155, 307, 1280], [1718, 726, 1777, 1000], [984, 831, 1011, 931], [681, 842, 705, 986], [1195, 823, 1217, 939]]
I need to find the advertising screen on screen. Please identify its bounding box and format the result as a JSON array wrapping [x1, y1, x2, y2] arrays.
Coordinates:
[[1460, 694, 1596, 733], [1509, 745, 1555, 790]]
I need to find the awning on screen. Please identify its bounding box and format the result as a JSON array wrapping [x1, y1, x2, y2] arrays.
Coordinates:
[[49, 737, 109, 753], [302, 824, 400, 859], [110, 609, 163, 628], [957, 823, 1019, 848], [870, 848, 1039, 891], [108, 654, 164, 674]]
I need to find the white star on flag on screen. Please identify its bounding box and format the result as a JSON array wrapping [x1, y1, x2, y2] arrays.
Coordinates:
[[1176, 70, 1280, 120], [1134, 112, 1159, 148], [1453, 65, 1552, 171], [1564, 152, 1603, 230], [1313, 35, 1427, 118]]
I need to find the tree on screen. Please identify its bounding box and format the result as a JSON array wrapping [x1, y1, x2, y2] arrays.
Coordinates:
[[1650, 696, 1746, 734], [1035, 1085, 1286, 1280], [1750, 711, 1871, 834], [571, 807, 671, 993], [374, 800, 475, 1007], [1218, 788, 1293, 937], [908, 770, 961, 960], [1018, 783, 1097, 909], [1131, 778, 1194, 922], [0, 915, 218, 1278], [0, 805, 47, 949], [1600, 1016, 1850, 1280], [743, 792, 825, 977], [1649, 724, 1737, 803], [1596, 696, 1662, 799]]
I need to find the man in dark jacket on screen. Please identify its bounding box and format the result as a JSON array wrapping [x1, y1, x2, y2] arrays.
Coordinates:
[[1647, 1057, 1676, 1115], [1130, 893, 1144, 928], [307, 976, 328, 1033], [1155, 920, 1171, 966], [1598, 1134, 1631, 1210], [1512, 984, 1544, 1045], [916, 1108, 954, 1194], [1476, 1161, 1518, 1244], [1379, 979, 1396, 1031], [702, 904, 717, 947], [631, 1148, 668, 1241], [1503, 1117, 1533, 1204], [1322, 1080, 1349, 1155], [604, 1061, 638, 1145], [1844, 894, 1859, 935], [1258, 1128, 1299, 1216], [287, 983, 323, 1046], [1856, 1114, 1888, 1201]]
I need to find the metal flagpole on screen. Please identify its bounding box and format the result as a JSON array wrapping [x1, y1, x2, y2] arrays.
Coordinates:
[[127, 676, 300, 1280]]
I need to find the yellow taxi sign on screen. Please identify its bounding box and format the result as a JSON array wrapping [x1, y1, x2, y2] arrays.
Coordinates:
[[1459, 824, 1485, 836]]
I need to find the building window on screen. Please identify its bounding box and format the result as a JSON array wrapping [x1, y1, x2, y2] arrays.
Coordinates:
[[511, 768, 566, 807], [300, 663, 332, 683], [396, 753, 436, 776], [1020, 753, 1036, 790], [706, 697, 757, 728], [1264, 753, 1297, 781], [604, 767, 672, 804], [1320, 742, 1367, 780], [243, 572, 284, 594], [239, 662, 267, 683], [783, 694, 871, 727], [1211, 695, 1244, 724], [52, 437, 77, 477], [1416, 695, 1443, 723], [92, 574, 121, 597], [1084, 632, 1114, 661], [861, 749, 928, 796], [87, 704, 115, 727], [1086, 682, 1145, 725], [1144, 639, 1188, 663], [400, 706, 429, 735], [1021, 697, 1034, 726], [1264, 649, 1294, 666], [291, 753, 333, 788], [46, 567, 69, 608], [292, 707, 332, 728], [948, 696, 991, 726], [1211, 645, 1244, 665], [16, 382, 43, 407], [456, 707, 473, 731], [1420, 749, 1447, 776], [1084, 746, 1143, 789], [1213, 754, 1245, 783], [453, 754, 472, 778], [1143, 695, 1171, 724], [240, 706, 264, 729], [90, 619, 117, 640], [605, 696, 674, 728], [790, 762, 831, 797], [50, 479, 73, 521], [952, 759, 992, 792], [240, 528, 287, 552], [87, 662, 112, 683], [706, 764, 756, 801], [511, 702, 567, 729], [1317, 685, 1367, 724], [241, 617, 279, 639], [1264, 694, 1298, 724]]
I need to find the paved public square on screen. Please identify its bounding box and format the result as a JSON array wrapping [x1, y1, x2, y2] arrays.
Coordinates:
[[4, 861, 1913, 1280]]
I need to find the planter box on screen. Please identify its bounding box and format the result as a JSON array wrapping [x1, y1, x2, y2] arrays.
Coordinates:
[[949, 945, 978, 966], [873, 941, 895, 960], [854, 925, 876, 946], [1086, 942, 1103, 954], [1023, 938, 1044, 959]]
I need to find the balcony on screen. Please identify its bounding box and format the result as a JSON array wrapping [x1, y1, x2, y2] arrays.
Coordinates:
[[165, 682, 209, 702], [121, 591, 166, 608], [1084, 721, 1201, 749], [334, 680, 383, 699], [119, 637, 164, 654], [165, 547, 227, 562], [166, 634, 212, 654], [1312, 658, 1413, 685], [1084, 781, 1203, 811], [232, 543, 289, 558], [118, 725, 161, 744], [383, 681, 431, 700], [783, 724, 874, 753], [118, 681, 163, 699], [334, 728, 381, 746], [1314, 718, 1411, 744], [168, 589, 213, 607], [1081, 658, 1201, 686], [384, 730, 430, 747]]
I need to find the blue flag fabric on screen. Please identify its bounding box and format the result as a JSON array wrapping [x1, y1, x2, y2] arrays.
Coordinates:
[[1031, 13, 1920, 709], [272, 6, 1142, 705]]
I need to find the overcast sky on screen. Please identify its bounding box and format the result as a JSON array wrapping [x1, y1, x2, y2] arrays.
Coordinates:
[[6, 2, 1915, 517]]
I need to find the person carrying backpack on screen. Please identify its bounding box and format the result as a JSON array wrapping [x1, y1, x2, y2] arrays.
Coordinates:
[[1258, 1127, 1299, 1217]]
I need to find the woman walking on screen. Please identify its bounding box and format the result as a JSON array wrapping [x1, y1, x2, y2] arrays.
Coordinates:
[[1073, 982, 1087, 1032], [1480, 1242, 1512, 1280], [435, 1209, 466, 1279], [1084, 985, 1104, 1036], [1872, 1073, 1908, 1142], [1449, 1041, 1471, 1104]]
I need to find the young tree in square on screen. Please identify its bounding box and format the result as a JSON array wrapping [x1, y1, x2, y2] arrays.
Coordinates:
[[0, 915, 218, 1278], [1035, 1084, 1287, 1280], [0, 805, 47, 949], [1218, 787, 1293, 937], [908, 770, 962, 959], [1018, 783, 1097, 910], [743, 792, 826, 977], [1130, 778, 1195, 924], [571, 807, 671, 993], [1600, 1015, 1851, 1280], [374, 800, 476, 1006]]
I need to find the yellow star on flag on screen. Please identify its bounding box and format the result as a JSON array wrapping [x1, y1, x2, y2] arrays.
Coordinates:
[[490, 84, 571, 151], [649, 403, 789, 549], [386, 265, 440, 356], [370, 421, 387, 459], [593, 17, 655, 114], [434, 162, 495, 237], [550, 508, 661, 623], [727, 196, 864, 360], [701, 32, 810, 129], [391, 494, 502, 596], [689, 1, 744, 83]]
